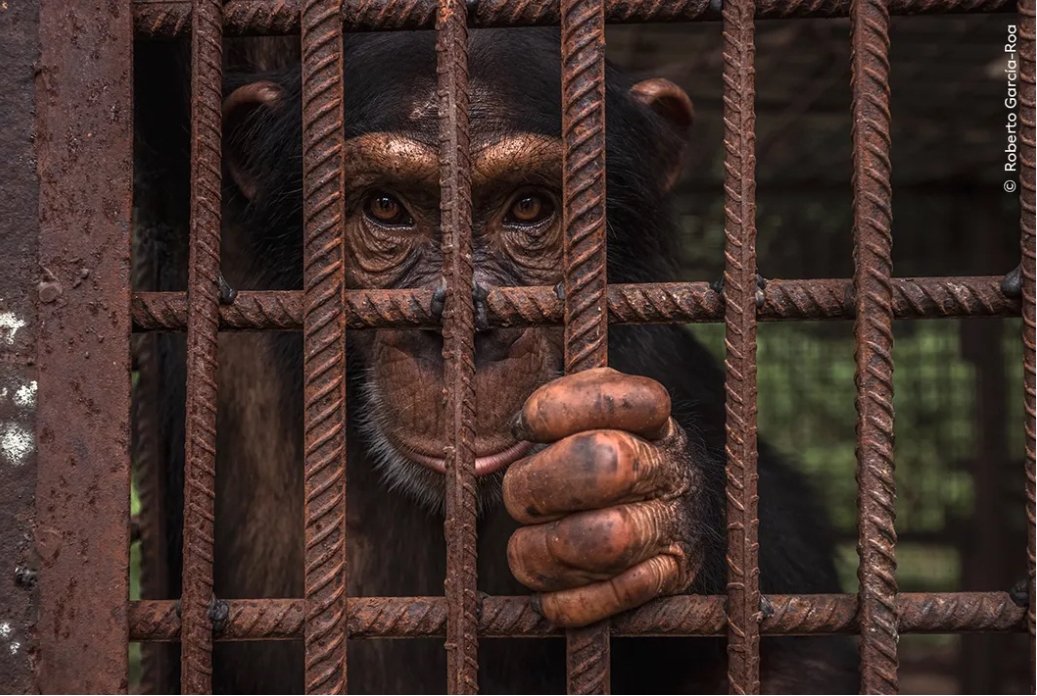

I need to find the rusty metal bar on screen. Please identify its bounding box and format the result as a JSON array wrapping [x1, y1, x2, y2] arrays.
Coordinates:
[[300, 0, 348, 691], [1018, 0, 1036, 683], [849, 0, 898, 692], [179, 0, 224, 691], [720, 0, 760, 691], [0, 0, 41, 690], [131, 276, 1022, 332], [560, 0, 608, 373], [128, 591, 1030, 641], [436, 0, 480, 691], [560, 0, 611, 691], [29, 1, 134, 691], [131, 0, 1014, 38]]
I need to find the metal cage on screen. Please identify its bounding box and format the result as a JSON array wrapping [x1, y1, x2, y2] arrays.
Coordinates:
[[0, 0, 1033, 693]]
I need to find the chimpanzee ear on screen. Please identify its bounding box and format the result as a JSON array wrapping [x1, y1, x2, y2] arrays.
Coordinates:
[[629, 78, 695, 193], [223, 81, 283, 200]]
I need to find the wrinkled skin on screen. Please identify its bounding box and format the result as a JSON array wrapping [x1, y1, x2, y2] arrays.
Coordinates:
[[139, 28, 859, 693], [504, 368, 703, 626]]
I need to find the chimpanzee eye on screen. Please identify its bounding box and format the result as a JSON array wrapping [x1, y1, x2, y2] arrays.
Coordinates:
[[505, 191, 555, 226], [363, 191, 414, 226]]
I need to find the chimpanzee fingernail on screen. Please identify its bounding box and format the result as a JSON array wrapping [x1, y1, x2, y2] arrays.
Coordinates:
[[510, 412, 530, 441]]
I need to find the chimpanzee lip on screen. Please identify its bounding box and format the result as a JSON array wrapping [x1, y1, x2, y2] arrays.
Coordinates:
[[398, 440, 534, 477]]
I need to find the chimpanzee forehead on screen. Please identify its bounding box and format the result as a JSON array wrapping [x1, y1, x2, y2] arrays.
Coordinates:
[[341, 28, 563, 143]]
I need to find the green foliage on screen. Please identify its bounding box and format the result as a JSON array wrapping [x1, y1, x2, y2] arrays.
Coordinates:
[[689, 317, 1023, 591]]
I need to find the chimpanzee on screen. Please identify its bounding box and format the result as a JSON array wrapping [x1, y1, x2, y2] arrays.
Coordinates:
[[139, 27, 858, 694]]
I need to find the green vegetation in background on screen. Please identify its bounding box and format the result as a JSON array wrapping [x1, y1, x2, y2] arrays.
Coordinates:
[[689, 318, 1024, 592]]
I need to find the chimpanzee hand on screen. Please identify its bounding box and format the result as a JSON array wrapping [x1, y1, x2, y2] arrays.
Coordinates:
[[502, 367, 703, 627]]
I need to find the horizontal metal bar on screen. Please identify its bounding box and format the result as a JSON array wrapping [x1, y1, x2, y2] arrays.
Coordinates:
[[131, 0, 1013, 38], [129, 592, 1027, 641], [131, 276, 1019, 331]]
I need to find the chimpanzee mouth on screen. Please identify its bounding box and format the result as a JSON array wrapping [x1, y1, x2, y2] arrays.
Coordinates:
[[393, 439, 534, 476]]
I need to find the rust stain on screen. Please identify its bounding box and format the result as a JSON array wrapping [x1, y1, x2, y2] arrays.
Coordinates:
[[849, 0, 899, 691], [131, 0, 1016, 38], [435, 0, 480, 690], [127, 591, 1031, 641], [130, 277, 1022, 332], [559, 0, 612, 690], [178, 0, 224, 691], [300, 0, 349, 691]]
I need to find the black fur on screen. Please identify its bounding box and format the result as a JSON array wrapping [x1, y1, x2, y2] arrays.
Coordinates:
[[140, 28, 859, 693]]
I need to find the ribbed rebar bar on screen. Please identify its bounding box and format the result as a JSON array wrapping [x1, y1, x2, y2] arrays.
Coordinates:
[[720, 0, 760, 690], [849, 0, 898, 691], [435, 0, 480, 690], [131, 277, 1021, 332], [131, 0, 1014, 38], [300, 0, 349, 691], [559, 0, 611, 691], [128, 591, 1030, 641], [179, 0, 224, 691]]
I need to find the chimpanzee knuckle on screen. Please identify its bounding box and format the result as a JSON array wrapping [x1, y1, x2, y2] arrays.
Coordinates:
[[663, 533, 703, 592], [608, 555, 674, 610], [568, 430, 673, 506], [627, 437, 674, 498], [568, 429, 636, 482], [549, 507, 628, 568], [536, 592, 590, 628], [647, 554, 683, 596], [605, 575, 633, 610], [507, 528, 554, 591], [556, 502, 670, 572], [570, 428, 621, 465]]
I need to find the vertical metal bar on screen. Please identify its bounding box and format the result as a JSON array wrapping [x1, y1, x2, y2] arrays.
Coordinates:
[[180, 0, 224, 690], [1017, 0, 1035, 687], [33, 0, 134, 691], [559, 0, 610, 692], [849, 0, 898, 692], [720, 0, 760, 693], [436, 0, 479, 692], [301, 0, 349, 693], [0, 0, 41, 691]]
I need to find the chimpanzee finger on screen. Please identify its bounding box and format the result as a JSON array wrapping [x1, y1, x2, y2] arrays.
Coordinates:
[[503, 430, 683, 525], [506, 500, 680, 592], [515, 367, 671, 443], [534, 553, 687, 628]]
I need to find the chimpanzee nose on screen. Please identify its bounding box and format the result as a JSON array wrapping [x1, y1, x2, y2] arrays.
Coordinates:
[[472, 280, 525, 364], [428, 277, 519, 365], [428, 277, 493, 332]]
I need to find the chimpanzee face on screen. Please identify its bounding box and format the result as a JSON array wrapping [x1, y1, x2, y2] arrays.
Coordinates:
[[222, 29, 692, 511], [342, 125, 568, 511]]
